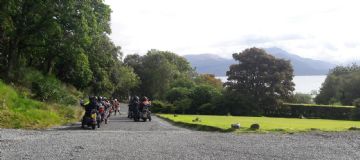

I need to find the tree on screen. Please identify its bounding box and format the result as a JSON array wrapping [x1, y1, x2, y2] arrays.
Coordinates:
[[315, 64, 360, 105], [292, 93, 313, 104], [165, 87, 191, 103], [124, 49, 194, 99], [225, 47, 295, 115], [188, 85, 221, 113], [0, 1, 140, 99], [194, 74, 223, 91]]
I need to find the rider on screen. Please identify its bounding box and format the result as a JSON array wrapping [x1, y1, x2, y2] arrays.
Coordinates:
[[139, 96, 151, 112], [128, 96, 139, 118], [81, 96, 100, 127], [83, 96, 99, 116]]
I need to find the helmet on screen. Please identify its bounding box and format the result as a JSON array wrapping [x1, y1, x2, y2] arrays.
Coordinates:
[[88, 96, 95, 101], [134, 96, 139, 102], [89, 96, 96, 103], [141, 96, 148, 102]]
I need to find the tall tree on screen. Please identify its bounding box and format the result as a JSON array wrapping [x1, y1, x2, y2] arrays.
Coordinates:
[[225, 47, 295, 115], [125, 49, 194, 99], [315, 64, 360, 105]]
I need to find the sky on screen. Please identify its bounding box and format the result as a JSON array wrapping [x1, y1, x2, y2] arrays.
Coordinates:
[[104, 0, 360, 63]]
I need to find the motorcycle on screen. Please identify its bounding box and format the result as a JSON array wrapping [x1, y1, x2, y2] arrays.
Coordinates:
[[128, 104, 134, 119], [140, 106, 151, 122], [81, 109, 98, 129]]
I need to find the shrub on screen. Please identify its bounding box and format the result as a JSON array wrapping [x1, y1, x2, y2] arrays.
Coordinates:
[[292, 93, 313, 104], [188, 85, 221, 113], [351, 98, 360, 120], [165, 87, 191, 103], [198, 103, 216, 115], [16, 68, 79, 105], [353, 98, 360, 108], [272, 103, 355, 120], [151, 100, 176, 113], [173, 98, 192, 114]]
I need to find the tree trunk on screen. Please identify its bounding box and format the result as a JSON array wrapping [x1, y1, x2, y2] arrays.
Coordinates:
[[47, 57, 56, 75]]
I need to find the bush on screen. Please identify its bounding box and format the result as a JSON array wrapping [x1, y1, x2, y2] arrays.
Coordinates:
[[353, 98, 360, 108], [16, 68, 79, 105], [292, 93, 313, 104], [173, 98, 192, 114], [271, 103, 355, 120], [198, 103, 216, 115], [31, 76, 77, 105], [188, 85, 221, 113], [151, 100, 176, 113], [0, 80, 82, 129], [165, 87, 191, 103]]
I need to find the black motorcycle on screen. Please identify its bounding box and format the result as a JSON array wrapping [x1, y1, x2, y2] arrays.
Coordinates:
[[81, 109, 99, 129]]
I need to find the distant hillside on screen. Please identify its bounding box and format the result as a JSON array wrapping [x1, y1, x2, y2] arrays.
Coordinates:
[[184, 47, 336, 76], [184, 54, 235, 76]]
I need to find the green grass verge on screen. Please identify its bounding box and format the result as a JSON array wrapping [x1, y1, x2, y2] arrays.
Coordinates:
[[158, 114, 360, 133], [0, 80, 83, 129]]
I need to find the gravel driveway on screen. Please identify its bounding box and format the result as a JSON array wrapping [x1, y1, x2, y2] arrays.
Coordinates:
[[1, 104, 360, 160]]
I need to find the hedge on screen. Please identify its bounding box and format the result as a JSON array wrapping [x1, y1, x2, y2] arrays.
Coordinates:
[[267, 103, 356, 120]]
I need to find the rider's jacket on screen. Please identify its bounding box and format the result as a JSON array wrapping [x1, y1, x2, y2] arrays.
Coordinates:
[[84, 102, 99, 116]]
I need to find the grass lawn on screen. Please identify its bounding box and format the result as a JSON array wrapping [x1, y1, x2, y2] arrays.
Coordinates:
[[158, 114, 360, 133]]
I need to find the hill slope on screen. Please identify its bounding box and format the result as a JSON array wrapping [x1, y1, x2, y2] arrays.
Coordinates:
[[184, 47, 336, 76], [0, 80, 82, 129]]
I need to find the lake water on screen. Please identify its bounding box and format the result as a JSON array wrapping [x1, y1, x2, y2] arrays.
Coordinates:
[[217, 75, 327, 94]]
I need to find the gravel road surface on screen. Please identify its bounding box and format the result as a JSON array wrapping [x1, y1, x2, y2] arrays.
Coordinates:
[[1, 104, 360, 160]]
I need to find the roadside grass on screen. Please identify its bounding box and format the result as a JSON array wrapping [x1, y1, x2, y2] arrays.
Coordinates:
[[158, 114, 360, 133], [0, 80, 83, 129]]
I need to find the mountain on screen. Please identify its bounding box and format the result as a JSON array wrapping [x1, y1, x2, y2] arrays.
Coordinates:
[[265, 47, 335, 76], [184, 54, 236, 76], [184, 47, 336, 76]]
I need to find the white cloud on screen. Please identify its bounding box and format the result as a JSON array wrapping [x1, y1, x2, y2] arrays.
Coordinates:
[[105, 0, 360, 63]]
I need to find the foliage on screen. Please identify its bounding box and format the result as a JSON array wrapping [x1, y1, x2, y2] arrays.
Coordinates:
[[165, 87, 191, 103], [151, 100, 176, 113], [188, 85, 222, 114], [272, 103, 355, 120], [0, 80, 82, 129], [194, 74, 223, 91], [17, 68, 79, 105], [173, 98, 192, 114], [211, 91, 259, 116], [225, 47, 295, 115], [0, 0, 138, 98], [125, 50, 194, 99], [291, 93, 313, 104], [315, 64, 360, 105], [198, 103, 216, 115], [353, 98, 360, 108], [159, 114, 360, 132], [170, 78, 196, 89]]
